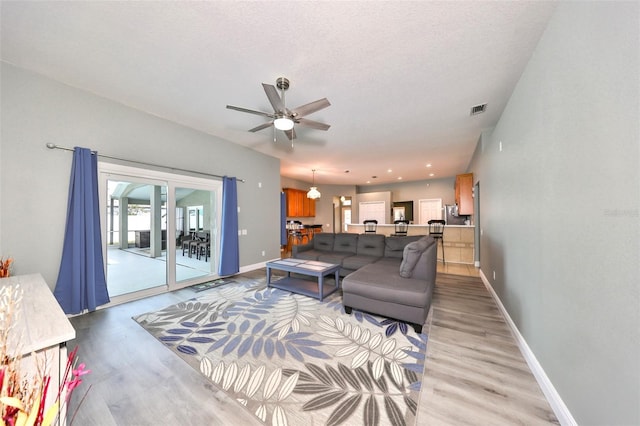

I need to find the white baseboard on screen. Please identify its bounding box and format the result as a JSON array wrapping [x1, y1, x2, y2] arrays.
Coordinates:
[[478, 270, 577, 426], [238, 259, 280, 274]]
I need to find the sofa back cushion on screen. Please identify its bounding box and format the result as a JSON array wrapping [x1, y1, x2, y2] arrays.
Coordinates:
[[410, 237, 437, 281], [356, 234, 385, 257], [332, 233, 359, 254], [312, 233, 335, 252], [384, 235, 424, 258], [399, 236, 435, 278]]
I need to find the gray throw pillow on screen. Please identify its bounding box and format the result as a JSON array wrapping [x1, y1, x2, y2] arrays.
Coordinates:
[[399, 238, 429, 278]]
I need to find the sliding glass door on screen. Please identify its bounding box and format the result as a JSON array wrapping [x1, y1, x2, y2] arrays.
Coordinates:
[[105, 178, 168, 297], [174, 187, 217, 284], [99, 164, 222, 302]]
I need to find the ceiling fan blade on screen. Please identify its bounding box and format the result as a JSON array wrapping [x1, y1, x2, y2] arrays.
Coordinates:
[[262, 83, 285, 113], [295, 118, 331, 131], [291, 98, 331, 118], [284, 128, 296, 141], [249, 121, 274, 133], [226, 105, 274, 118]]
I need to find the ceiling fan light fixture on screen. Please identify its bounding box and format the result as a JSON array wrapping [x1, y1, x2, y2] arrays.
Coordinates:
[[274, 116, 294, 131]]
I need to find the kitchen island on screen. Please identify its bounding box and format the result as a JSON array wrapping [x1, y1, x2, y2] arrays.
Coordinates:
[[346, 223, 475, 264]]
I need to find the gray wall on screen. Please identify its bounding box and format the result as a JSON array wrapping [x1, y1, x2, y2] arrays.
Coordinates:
[[468, 2, 639, 424], [0, 63, 282, 289]]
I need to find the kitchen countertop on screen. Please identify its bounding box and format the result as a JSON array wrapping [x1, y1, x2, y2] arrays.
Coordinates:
[[345, 223, 475, 264]]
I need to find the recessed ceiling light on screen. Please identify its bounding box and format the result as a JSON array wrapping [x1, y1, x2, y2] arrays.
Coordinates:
[[366, 180, 371, 184], [429, 173, 435, 177], [397, 177, 402, 180], [426, 163, 432, 168], [387, 169, 392, 173]]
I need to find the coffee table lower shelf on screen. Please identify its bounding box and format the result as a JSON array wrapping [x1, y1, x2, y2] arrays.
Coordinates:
[[266, 259, 340, 301], [269, 277, 339, 300]]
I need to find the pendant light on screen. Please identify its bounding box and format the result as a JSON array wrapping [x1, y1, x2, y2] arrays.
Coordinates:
[[307, 169, 321, 199]]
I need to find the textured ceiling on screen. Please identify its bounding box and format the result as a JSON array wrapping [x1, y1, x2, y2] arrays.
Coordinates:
[[1, 1, 557, 185]]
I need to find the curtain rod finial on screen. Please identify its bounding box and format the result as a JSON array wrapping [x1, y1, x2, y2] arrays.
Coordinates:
[[46, 143, 56, 149]]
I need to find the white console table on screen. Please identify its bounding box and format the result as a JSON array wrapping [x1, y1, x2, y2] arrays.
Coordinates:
[[1, 273, 76, 425]]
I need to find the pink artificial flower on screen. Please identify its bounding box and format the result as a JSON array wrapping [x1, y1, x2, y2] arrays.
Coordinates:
[[66, 378, 82, 394], [72, 363, 91, 377]]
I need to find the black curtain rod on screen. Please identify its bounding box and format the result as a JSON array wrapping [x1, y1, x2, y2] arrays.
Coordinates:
[[45, 143, 245, 183]]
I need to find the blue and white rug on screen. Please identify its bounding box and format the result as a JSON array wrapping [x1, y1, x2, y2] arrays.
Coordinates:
[[134, 275, 427, 426]]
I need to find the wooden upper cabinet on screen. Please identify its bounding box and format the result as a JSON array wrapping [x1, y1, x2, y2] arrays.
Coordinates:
[[455, 173, 474, 215], [284, 188, 316, 217]]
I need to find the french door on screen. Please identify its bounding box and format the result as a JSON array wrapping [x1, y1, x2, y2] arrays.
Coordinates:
[[99, 163, 222, 302]]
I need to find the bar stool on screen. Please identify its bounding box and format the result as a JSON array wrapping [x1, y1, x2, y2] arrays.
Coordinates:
[[391, 220, 409, 236], [428, 220, 446, 263], [288, 221, 307, 247], [363, 220, 378, 233], [307, 224, 322, 241]]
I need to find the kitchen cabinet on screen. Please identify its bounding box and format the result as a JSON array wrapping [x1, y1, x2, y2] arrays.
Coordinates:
[[284, 188, 316, 217], [455, 173, 474, 215]]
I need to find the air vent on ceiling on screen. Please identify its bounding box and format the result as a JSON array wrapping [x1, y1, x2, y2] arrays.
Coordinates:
[[470, 103, 487, 116]]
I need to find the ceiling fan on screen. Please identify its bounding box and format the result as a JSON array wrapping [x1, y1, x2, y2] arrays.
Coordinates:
[[226, 77, 331, 141]]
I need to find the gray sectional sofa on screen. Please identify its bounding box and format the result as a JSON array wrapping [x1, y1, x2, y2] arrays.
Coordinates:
[[292, 233, 437, 333]]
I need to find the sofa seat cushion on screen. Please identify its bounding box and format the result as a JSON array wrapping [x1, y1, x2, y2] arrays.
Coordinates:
[[373, 257, 402, 267], [318, 252, 356, 266], [295, 250, 324, 261], [342, 263, 430, 308], [342, 255, 382, 271]]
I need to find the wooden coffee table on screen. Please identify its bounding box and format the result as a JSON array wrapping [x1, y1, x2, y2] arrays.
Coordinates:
[[266, 259, 340, 301]]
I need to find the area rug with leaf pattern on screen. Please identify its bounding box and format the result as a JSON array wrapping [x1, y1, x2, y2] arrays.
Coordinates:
[[133, 274, 427, 426]]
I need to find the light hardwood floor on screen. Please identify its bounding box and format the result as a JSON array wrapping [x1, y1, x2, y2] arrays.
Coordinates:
[[68, 265, 558, 425], [419, 271, 558, 425]]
